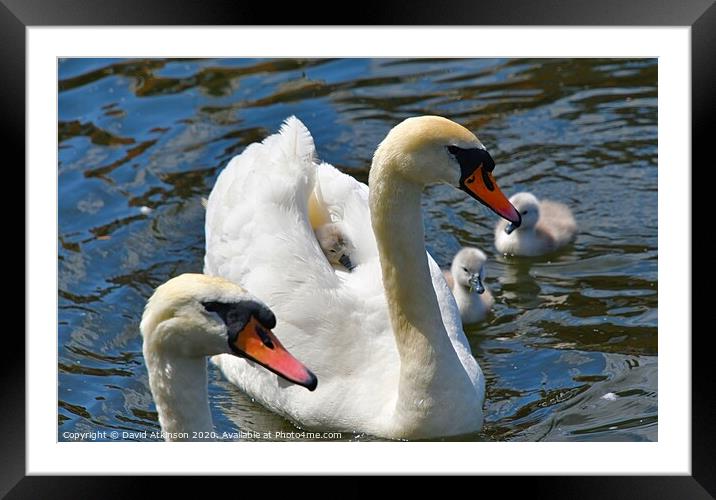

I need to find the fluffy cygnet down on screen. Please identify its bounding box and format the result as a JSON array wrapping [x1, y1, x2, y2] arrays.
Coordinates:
[[495, 192, 577, 256], [315, 223, 356, 271], [443, 247, 494, 324]]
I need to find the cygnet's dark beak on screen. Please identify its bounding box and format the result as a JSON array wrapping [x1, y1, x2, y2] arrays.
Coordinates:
[[338, 254, 355, 271], [505, 222, 518, 235], [468, 274, 485, 294]]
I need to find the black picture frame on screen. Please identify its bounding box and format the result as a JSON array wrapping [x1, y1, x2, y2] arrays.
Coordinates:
[[7, 0, 712, 496]]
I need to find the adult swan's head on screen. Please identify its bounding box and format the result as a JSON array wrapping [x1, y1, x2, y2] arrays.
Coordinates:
[[141, 274, 316, 440], [371, 115, 521, 227]]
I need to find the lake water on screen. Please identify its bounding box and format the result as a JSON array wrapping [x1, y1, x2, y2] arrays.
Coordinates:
[[58, 58, 657, 441]]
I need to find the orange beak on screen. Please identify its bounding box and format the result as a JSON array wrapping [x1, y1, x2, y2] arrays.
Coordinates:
[[460, 164, 521, 227], [230, 316, 317, 391]]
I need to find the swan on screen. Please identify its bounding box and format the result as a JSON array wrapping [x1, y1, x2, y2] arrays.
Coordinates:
[[140, 273, 317, 441], [204, 116, 521, 439], [495, 192, 577, 256], [314, 222, 356, 271], [443, 247, 494, 324]]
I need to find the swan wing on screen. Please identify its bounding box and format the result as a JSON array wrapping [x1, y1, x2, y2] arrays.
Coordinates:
[[204, 117, 340, 314]]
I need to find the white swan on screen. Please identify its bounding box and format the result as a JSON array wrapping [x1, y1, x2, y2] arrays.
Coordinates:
[[443, 247, 494, 324], [140, 273, 316, 441], [204, 116, 521, 439], [495, 192, 577, 256]]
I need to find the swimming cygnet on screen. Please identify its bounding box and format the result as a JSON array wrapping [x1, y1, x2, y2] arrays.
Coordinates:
[[495, 192, 577, 256], [443, 247, 494, 324], [315, 223, 356, 271]]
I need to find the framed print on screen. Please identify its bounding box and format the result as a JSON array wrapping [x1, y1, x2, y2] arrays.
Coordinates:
[[7, 0, 713, 496]]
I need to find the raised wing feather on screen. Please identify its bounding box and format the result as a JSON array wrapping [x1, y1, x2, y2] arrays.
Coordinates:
[[204, 117, 341, 312]]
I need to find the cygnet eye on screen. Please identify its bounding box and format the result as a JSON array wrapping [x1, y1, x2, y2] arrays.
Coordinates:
[[462, 267, 469, 272], [522, 210, 529, 215]]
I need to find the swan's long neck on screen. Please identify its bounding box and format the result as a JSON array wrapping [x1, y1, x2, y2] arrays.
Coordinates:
[[145, 348, 213, 440], [369, 159, 473, 433]]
